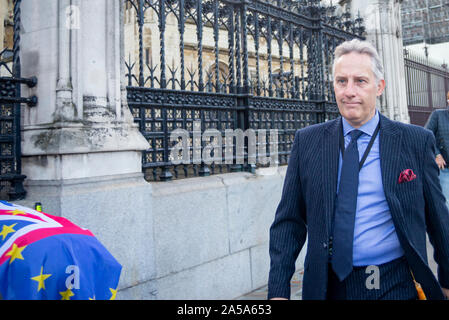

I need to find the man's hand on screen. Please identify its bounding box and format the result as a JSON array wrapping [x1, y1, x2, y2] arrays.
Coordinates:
[[270, 297, 288, 300], [442, 287, 449, 300], [436, 154, 446, 170]]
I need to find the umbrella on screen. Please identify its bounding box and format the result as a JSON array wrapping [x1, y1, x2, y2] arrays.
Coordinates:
[[0, 200, 122, 300]]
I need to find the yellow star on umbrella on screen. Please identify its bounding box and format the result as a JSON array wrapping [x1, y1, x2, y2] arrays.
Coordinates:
[[5, 243, 27, 264], [6, 209, 27, 216], [109, 288, 117, 300], [31, 266, 52, 292], [60, 288, 75, 300], [0, 223, 17, 241]]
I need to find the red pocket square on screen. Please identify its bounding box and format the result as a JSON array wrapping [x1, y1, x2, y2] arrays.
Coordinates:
[[398, 169, 416, 184]]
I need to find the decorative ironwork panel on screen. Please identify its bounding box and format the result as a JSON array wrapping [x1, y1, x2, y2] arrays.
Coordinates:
[[248, 97, 319, 165], [0, 0, 37, 200], [125, 0, 365, 181], [128, 87, 239, 180]]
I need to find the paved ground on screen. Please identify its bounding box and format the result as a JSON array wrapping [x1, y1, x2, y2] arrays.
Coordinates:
[[237, 237, 438, 300], [236, 268, 304, 300]]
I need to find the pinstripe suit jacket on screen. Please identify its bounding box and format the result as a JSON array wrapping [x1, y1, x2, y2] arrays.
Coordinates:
[[268, 113, 449, 300]]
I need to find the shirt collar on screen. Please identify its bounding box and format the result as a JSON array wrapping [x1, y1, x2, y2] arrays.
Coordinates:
[[342, 109, 379, 137]]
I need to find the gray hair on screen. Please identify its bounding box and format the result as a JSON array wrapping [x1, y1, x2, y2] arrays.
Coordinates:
[[332, 39, 384, 83]]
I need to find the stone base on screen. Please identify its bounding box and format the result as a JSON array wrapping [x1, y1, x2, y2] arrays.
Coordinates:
[[22, 150, 145, 181]]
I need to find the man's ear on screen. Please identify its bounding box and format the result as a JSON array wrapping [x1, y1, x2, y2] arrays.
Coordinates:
[[377, 79, 386, 96]]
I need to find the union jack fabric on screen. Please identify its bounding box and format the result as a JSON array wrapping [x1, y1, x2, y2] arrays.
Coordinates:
[[0, 200, 121, 300]]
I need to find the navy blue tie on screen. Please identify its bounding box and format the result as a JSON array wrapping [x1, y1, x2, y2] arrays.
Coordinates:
[[331, 129, 363, 281]]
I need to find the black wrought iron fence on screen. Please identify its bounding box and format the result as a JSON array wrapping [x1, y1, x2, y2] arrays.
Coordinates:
[[125, 0, 365, 181], [404, 49, 449, 126], [0, 0, 37, 200]]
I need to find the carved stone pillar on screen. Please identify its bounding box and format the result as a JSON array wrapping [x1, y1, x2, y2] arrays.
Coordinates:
[[17, 1, 156, 297], [19, 0, 149, 182], [349, 0, 410, 123]]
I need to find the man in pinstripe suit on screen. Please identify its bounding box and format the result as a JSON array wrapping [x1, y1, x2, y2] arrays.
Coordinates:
[[268, 39, 449, 300]]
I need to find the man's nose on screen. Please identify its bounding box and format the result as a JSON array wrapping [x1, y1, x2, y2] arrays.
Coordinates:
[[344, 80, 356, 96]]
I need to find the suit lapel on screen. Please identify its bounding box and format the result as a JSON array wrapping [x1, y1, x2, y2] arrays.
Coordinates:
[[378, 113, 412, 244], [379, 114, 402, 201], [322, 117, 341, 234]]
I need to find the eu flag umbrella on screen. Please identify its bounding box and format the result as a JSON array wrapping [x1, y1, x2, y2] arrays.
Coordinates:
[[0, 200, 122, 300]]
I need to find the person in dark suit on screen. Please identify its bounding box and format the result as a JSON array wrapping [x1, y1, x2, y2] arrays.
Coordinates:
[[425, 91, 449, 206], [268, 39, 449, 300]]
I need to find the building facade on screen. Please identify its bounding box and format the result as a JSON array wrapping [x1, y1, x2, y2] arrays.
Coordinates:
[[401, 0, 449, 46]]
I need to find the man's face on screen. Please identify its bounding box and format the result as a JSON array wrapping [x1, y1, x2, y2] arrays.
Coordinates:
[[333, 52, 385, 128]]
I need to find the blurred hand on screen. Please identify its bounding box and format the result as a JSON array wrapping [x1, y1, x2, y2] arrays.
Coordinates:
[[436, 154, 446, 170], [442, 287, 449, 300], [270, 297, 288, 300]]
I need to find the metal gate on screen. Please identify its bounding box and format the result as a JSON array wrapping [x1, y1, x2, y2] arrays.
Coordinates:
[[124, 0, 365, 181], [0, 0, 37, 200], [404, 49, 449, 126]]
